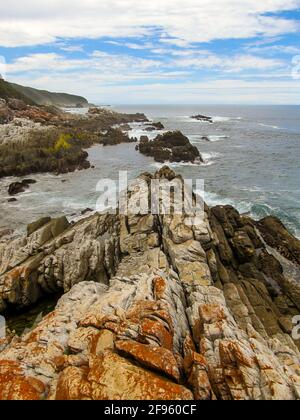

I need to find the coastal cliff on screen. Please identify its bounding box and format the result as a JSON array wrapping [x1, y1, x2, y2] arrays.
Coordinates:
[[0, 79, 88, 108], [0, 167, 299, 400]]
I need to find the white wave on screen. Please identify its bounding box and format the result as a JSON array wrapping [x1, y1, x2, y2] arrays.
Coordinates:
[[177, 116, 210, 124], [201, 152, 221, 166], [206, 135, 230, 142], [212, 116, 230, 123], [188, 134, 229, 143], [151, 160, 201, 169], [212, 116, 242, 123], [258, 123, 281, 130]]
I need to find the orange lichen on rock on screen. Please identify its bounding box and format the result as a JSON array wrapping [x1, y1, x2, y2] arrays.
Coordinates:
[[198, 303, 226, 324], [153, 276, 167, 300], [0, 360, 46, 400], [115, 339, 181, 382], [140, 317, 173, 350], [55, 352, 193, 400]]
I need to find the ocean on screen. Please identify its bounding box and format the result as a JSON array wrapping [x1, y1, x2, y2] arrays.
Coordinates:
[[1, 105, 300, 238]]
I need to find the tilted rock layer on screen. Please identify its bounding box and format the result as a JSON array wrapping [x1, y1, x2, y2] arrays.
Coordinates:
[[0, 168, 300, 400]]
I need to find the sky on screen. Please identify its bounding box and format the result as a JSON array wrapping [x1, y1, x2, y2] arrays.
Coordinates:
[[0, 0, 300, 104]]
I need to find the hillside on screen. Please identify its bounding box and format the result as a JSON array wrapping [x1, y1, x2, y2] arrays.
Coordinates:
[[0, 79, 36, 105], [0, 79, 88, 107], [11, 82, 89, 107]]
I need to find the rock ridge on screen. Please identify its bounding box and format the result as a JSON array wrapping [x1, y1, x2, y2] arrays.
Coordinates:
[[0, 167, 300, 400]]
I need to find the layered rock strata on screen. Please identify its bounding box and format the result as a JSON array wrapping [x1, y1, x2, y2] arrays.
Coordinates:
[[0, 168, 299, 400]]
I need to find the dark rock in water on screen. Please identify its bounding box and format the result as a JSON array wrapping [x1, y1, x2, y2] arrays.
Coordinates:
[[139, 130, 203, 164], [119, 123, 131, 132], [257, 216, 300, 265], [27, 217, 52, 237], [191, 114, 213, 123], [22, 179, 36, 185], [144, 122, 165, 131], [101, 128, 136, 146], [140, 135, 149, 142], [81, 208, 93, 215], [201, 136, 210, 141], [8, 182, 26, 196], [7, 198, 17, 203], [152, 122, 165, 130]]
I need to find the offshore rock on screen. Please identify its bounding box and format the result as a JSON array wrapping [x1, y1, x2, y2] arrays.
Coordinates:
[[138, 131, 203, 164]]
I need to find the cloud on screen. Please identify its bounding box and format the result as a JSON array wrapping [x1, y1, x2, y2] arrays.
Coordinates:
[[11, 73, 300, 104], [5, 51, 191, 86], [60, 45, 84, 52], [0, 0, 299, 47], [6, 50, 285, 81], [171, 53, 284, 72], [245, 44, 300, 55]]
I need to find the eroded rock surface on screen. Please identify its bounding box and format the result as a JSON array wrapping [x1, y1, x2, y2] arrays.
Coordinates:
[[0, 168, 300, 400]]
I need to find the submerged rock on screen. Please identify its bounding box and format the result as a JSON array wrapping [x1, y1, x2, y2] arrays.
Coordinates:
[[8, 179, 36, 196], [191, 114, 213, 123], [0, 169, 300, 400], [144, 122, 165, 131]]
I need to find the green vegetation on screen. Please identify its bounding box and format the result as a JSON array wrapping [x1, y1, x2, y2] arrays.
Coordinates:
[[0, 128, 99, 178], [11, 82, 89, 107], [0, 79, 36, 105], [0, 78, 88, 107]]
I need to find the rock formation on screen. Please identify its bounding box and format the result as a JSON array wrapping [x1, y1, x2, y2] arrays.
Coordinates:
[[0, 105, 149, 178], [191, 115, 213, 123], [144, 122, 165, 131], [8, 179, 36, 196], [138, 131, 203, 163], [0, 168, 300, 400], [101, 128, 136, 146]]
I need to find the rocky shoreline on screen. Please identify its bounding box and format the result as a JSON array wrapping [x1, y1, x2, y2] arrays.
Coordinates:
[[0, 99, 148, 179], [0, 167, 299, 400]]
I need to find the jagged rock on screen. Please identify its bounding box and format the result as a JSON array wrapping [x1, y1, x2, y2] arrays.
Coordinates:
[[138, 131, 203, 163], [257, 216, 300, 265], [81, 208, 93, 216], [191, 114, 213, 123], [0, 169, 300, 400], [144, 122, 165, 131], [7, 99, 27, 111], [27, 217, 52, 236], [8, 179, 36, 196], [8, 181, 26, 196], [101, 127, 135, 146], [0, 214, 118, 311]]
